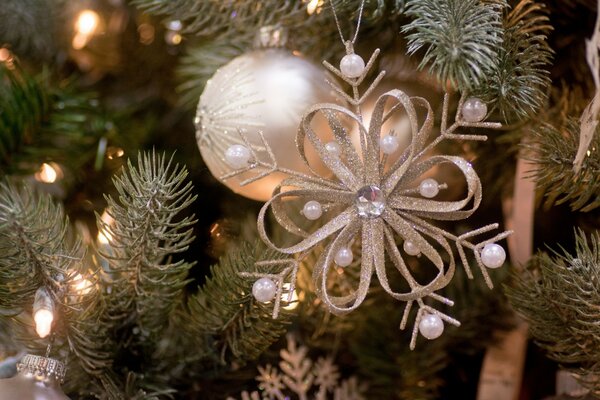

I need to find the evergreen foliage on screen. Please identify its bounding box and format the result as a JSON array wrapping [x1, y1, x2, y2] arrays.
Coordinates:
[[0, 183, 117, 396], [0, 63, 114, 177], [186, 243, 295, 365], [476, 0, 553, 120], [526, 120, 600, 212], [98, 152, 196, 338], [402, 0, 505, 90], [506, 229, 600, 394]]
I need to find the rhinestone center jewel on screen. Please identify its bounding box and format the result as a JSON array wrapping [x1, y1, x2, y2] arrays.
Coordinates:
[[355, 185, 385, 218]]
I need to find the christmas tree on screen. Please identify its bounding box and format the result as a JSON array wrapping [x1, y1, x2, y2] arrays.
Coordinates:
[[0, 0, 598, 399]]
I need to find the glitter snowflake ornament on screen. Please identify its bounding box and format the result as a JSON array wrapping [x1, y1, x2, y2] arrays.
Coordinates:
[[224, 40, 511, 348], [228, 335, 366, 400]]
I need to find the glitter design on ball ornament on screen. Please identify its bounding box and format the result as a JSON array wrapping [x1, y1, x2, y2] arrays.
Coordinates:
[[230, 41, 511, 348], [195, 26, 343, 201]]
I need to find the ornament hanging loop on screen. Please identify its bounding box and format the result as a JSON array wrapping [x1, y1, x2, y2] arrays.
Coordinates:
[[254, 25, 288, 49], [344, 40, 355, 55]]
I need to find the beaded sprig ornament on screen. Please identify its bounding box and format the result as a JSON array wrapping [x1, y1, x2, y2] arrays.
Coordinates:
[[216, 26, 511, 348]]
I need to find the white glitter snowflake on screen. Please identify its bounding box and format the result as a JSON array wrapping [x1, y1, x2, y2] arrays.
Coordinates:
[[225, 45, 511, 348]]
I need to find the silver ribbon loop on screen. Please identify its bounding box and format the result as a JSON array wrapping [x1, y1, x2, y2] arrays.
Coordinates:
[[254, 87, 500, 320]]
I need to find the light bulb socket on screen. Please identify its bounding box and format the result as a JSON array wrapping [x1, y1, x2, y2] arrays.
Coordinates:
[[254, 25, 288, 49], [33, 287, 54, 315], [17, 354, 66, 383]]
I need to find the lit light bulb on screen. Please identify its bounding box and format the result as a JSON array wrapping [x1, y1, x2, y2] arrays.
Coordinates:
[[306, 0, 324, 15], [33, 287, 54, 339], [97, 210, 115, 244], [34, 163, 61, 183], [34, 309, 54, 338], [73, 10, 100, 49], [75, 10, 99, 35], [72, 273, 92, 295]]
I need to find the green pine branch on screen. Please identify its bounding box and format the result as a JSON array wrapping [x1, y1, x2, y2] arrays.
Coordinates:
[[0, 183, 77, 315], [475, 0, 553, 120], [525, 120, 600, 212], [98, 151, 196, 339], [505, 229, 600, 394], [185, 242, 294, 365], [402, 0, 506, 90], [0, 183, 121, 397], [0, 63, 115, 177], [0, 0, 69, 61], [132, 0, 404, 37]]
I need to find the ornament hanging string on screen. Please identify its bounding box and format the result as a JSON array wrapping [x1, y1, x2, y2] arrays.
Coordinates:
[[330, 0, 366, 47]]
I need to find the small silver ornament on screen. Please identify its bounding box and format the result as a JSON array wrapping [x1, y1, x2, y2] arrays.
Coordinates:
[[0, 355, 69, 400]]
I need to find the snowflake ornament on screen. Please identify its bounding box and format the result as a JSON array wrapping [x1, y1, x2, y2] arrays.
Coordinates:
[[224, 42, 511, 348], [228, 335, 366, 400]]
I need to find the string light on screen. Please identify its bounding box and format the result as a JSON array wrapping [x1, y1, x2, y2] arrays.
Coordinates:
[[33, 288, 54, 339], [75, 10, 100, 35], [72, 273, 93, 295], [97, 210, 115, 244], [34, 162, 62, 183], [306, 0, 325, 15], [72, 9, 100, 50]]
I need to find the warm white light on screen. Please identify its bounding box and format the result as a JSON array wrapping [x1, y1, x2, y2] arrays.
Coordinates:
[[0, 48, 11, 62], [34, 309, 54, 338], [97, 210, 115, 244], [35, 163, 59, 183], [282, 283, 299, 310], [306, 0, 324, 15], [72, 273, 92, 295], [75, 10, 100, 35]]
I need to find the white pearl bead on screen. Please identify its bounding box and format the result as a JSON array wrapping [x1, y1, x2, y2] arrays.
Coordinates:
[[461, 97, 488, 122], [419, 314, 444, 340], [325, 141, 341, 156], [303, 200, 323, 220], [335, 247, 353, 267], [419, 178, 439, 198], [225, 144, 251, 169], [480, 243, 506, 269], [252, 278, 277, 303], [380, 135, 400, 154], [403, 240, 420, 256], [340, 54, 365, 78]]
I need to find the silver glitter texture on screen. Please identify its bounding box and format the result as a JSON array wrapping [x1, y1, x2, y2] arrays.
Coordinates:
[[224, 44, 512, 349]]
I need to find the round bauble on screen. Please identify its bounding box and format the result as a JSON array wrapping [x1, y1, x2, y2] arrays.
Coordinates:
[[195, 48, 342, 201], [252, 278, 277, 303], [0, 355, 69, 400], [418, 314, 444, 340]]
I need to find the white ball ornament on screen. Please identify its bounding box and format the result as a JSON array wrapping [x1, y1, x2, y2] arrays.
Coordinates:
[[340, 53, 365, 78], [380, 135, 400, 154], [325, 141, 342, 156], [302, 200, 323, 220], [419, 178, 440, 198], [225, 144, 251, 169], [403, 240, 420, 256], [461, 97, 488, 123], [334, 247, 353, 267], [480, 243, 506, 269], [196, 42, 342, 201], [419, 314, 444, 340], [252, 278, 277, 303]]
